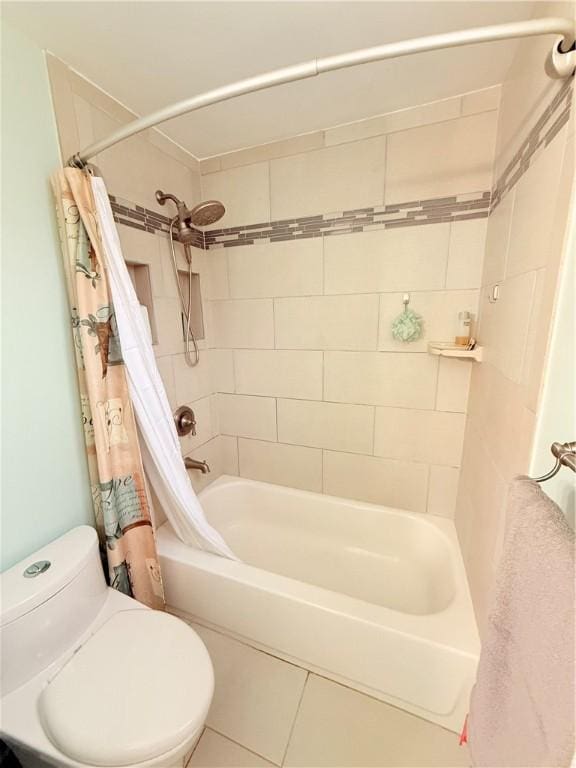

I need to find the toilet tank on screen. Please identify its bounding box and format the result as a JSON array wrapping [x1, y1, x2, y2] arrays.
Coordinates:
[[0, 526, 108, 695]]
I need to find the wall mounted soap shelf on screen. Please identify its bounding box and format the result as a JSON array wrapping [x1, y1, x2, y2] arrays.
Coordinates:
[[428, 342, 483, 362]]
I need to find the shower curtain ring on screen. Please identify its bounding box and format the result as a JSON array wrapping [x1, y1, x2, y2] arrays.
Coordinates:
[[68, 153, 86, 170]]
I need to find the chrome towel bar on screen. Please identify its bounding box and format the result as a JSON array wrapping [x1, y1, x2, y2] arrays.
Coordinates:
[[531, 441, 576, 482]]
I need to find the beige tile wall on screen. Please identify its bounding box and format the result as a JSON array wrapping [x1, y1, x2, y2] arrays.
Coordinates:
[[201, 90, 499, 518], [385, 112, 497, 202], [48, 55, 496, 522], [454, 2, 575, 635]]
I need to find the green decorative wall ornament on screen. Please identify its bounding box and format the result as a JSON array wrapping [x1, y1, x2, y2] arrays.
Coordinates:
[[391, 294, 423, 343]]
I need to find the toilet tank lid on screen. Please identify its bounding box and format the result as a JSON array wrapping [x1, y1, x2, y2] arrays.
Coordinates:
[[0, 526, 100, 627]]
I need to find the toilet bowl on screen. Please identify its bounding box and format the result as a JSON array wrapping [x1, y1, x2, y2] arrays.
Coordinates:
[[0, 526, 214, 768]]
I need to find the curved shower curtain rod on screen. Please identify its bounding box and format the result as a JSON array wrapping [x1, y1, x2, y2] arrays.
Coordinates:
[[68, 16, 576, 168]]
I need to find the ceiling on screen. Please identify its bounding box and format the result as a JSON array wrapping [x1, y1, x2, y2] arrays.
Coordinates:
[[4, 1, 538, 158]]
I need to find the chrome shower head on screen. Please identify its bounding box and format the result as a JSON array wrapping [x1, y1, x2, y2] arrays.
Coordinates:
[[155, 189, 225, 228], [178, 227, 200, 246], [188, 200, 226, 227]]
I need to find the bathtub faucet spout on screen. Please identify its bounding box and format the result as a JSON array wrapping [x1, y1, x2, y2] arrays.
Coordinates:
[[184, 457, 210, 474]]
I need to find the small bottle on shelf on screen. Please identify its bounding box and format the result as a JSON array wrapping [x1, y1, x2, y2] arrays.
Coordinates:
[[455, 311, 472, 346]]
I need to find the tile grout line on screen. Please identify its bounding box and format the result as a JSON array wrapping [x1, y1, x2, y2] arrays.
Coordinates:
[[219, 433, 462, 472], [444, 221, 452, 289], [382, 132, 388, 207], [425, 460, 433, 515], [320, 231, 325, 296], [224, 247, 232, 294], [204, 726, 282, 767], [215, 390, 466, 414], [231, 349, 238, 394], [280, 671, 310, 768], [516, 268, 542, 388], [267, 158, 273, 226], [275, 396, 279, 442], [433, 355, 441, 412], [185, 725, 206, 766], [194, 344, 473, 354], [272, 297, 277, 350], [500, 185, 516, 281], [375, 293, 382, 354]]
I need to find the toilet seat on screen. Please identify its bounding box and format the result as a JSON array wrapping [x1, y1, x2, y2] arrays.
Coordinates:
[[39, 609, 214, 767]]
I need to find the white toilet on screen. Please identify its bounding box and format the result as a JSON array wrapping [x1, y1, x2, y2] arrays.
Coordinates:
[[0, 526, 214, 768]]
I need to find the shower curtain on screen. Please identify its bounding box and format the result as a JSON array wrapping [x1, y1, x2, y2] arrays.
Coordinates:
[[53, 169, 164, 609], [89, 174, 235, 560], [54, 167, 234, 586]]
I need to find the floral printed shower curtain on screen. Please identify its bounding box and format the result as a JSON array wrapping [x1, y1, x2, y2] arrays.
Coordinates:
[[53, 167, 164, 609]]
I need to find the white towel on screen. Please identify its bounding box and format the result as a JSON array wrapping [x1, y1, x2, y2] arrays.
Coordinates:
[[469, 477, 575, 767]]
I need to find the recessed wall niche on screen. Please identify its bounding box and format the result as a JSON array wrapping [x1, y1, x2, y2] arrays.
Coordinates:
[[125, 262, 158, 344], [178, 269, 205, 341]]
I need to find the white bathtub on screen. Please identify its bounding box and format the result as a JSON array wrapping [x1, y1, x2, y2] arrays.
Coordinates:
[[157, 475, 479, 732]]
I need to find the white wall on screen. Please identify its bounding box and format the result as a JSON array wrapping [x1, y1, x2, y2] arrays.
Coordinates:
[[1, 23, 93, 570], [530, 180, 576, 526]]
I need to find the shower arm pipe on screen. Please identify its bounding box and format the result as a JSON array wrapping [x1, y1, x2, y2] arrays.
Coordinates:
[[68, 17, 575, 168]]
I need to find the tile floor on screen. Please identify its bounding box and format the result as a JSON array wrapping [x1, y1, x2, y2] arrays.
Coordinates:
[[185, 621, 470, 768]]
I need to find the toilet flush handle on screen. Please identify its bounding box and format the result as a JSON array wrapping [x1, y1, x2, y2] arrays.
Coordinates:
[[23, 560, 51, 578]]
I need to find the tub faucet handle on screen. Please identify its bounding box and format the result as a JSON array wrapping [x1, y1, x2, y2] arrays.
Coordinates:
[[174, 406, 196, 436]]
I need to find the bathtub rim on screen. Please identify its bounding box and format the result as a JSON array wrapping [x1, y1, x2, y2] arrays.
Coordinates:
[[158, 474, 480, 655]]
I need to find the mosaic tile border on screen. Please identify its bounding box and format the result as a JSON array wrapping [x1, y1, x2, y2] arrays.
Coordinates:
[[110, 78, 572, 249], [109, 196, 205, 249], [110, 191, 491, 249], [203, 192, 490, 249], [491, 77, 573, 211]]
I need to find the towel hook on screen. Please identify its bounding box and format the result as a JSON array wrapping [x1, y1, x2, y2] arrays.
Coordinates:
[[530, 441, 576, 482]]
